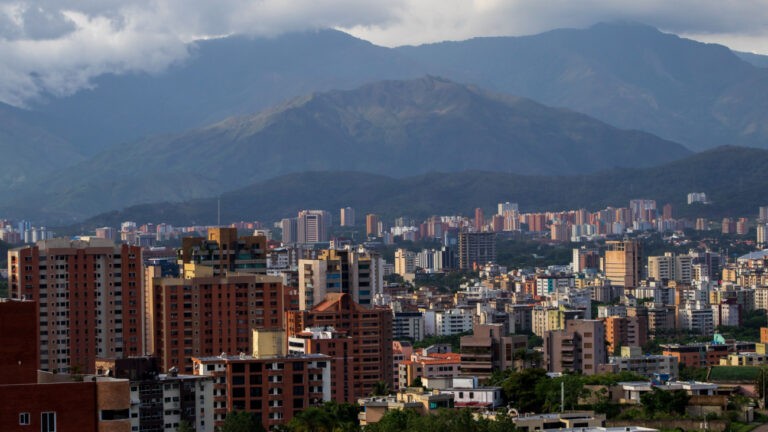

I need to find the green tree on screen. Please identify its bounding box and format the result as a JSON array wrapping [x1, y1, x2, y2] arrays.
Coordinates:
[[756, 367, 768, 407], [500, 368, 549, 413], [177, 420, 194, 432], [287, 407, 332, 432], [218, 411, 265, 432], [370, 380, 391, 396], [679, 364, 708, 382], [411, 376, 424, 388], [640, 388, 689, 417], [537, 374, 588, 412], [364, 409, 420, 432]]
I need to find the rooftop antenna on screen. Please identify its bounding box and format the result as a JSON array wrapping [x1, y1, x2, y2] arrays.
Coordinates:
[[217, 196, 221, 227]]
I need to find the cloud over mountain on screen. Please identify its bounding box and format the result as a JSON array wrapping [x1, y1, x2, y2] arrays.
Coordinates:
[[0, 1, 766, 106]]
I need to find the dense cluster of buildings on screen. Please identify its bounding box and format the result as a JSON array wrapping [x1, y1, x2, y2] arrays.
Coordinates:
[[2, 199, 768, 430]]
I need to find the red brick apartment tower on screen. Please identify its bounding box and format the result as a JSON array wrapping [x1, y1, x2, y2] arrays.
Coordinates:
[[474, 208, 484, 232], [0, 297, 132, 432], [8, 238, 143, 373], [192, 354, 330, 429], [288, 327, 355, 403], [286, 293, 393, 400], [151, 274, 285, 373], [0, 299, 38, 384]]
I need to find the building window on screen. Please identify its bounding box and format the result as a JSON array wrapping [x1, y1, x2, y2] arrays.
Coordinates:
[[41, 412, 56, 432], [19, 412, 30, 425]]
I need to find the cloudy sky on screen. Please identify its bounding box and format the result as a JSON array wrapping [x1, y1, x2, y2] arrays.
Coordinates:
[[0, 0, 767, 107]]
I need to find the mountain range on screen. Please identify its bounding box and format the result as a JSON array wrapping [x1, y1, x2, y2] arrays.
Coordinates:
[[69, 145, 768, 231], [2, 22, 768, 224], [19, 21, 768, 156], [3, 76, 688, 222]]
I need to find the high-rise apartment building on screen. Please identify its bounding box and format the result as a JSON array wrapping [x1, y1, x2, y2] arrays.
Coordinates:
[[8, 238, 143, 373], [365, 214, 381, 238], [550, 220, 569, 242], [394, 248, 416, 276], [474, 208, 484, 232], [458, 232, 496, 270], [460, 324, 527, 379], [736, 218, 749, 235], [647, 252, 692, 284], [288, 326, 355, 403], [497, 202, 519, 216], [192, 353, 331, 429], [286, 293, 393, 400], [97, 356, 215, 432], [298, 248, 383, 310], [572, 248, 600, 273], [722, 218, 736, 234], [662, 203, 673, 220], [149, 273, 285, 374], [281, 218, 298, 244], [603, 316, 647, 352], [689, 250, 722, 281], [760, 205, 768, 222], [0, 299, 38, 384], [94, 227, 116, 240], [544, 319, 607, 375], [178, 227, 266, 278], [0, 297, 133, 432], [340, 207, 355, 227], [629, 199, 656, 222], [604, 240, 642, 288], [491, 214, 504, 232], [297, 210, 330, 244]]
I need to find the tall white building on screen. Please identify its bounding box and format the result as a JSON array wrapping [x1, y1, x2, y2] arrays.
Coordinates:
[[648, 252, 692, 284], [298, 248, 383, 310], [677, 307, 714, 335], [436, 309, 474, 336], [497, 202, 519, 215], [297, 210, 330, 244]]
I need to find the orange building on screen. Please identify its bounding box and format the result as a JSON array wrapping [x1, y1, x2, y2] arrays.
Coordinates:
[[191, 353, 330, 429], [286, 293, 393, 400], [662, 341, 756, 368], [398, 352, 462, 389], [604, 316, 648, 353], [761, 327, 768, 344], [288, 326, 355, 403], [366, 214, 381, 237], [474, 208, 485, 232], [150, 273, 285, 373]]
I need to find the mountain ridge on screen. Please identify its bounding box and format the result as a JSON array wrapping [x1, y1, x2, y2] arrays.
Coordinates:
[[4, 76, 689, 222], [62, 145, 768, 231], [15, 22, 768, 155]]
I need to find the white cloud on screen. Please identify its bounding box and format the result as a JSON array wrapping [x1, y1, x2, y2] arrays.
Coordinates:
[[0, 0, 766, 106], [341, 0, 768, 49]]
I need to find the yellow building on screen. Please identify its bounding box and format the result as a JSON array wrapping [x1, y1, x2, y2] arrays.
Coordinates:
[[604, 240, 642, 288]]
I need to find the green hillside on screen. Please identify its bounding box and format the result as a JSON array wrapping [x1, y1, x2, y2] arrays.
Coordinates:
[[67, 145, 768, 230]]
